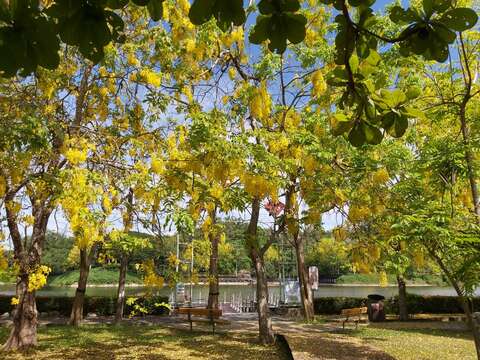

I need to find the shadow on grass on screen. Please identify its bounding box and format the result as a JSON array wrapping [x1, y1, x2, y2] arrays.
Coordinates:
[[0, 324, 291, 360]]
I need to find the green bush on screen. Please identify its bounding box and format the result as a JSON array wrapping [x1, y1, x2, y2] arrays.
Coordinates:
[[0, 295, 169, 317], [313, 294, 480, 315]]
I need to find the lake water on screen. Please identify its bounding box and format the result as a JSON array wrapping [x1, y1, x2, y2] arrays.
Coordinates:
[[1, 283, 478, 301]]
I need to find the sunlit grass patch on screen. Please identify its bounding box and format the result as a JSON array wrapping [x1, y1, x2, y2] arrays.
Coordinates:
[[349, 326, 476, 360], [0, 324, 289, 360]]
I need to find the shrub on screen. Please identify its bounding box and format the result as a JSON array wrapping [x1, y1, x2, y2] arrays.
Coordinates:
[[0, 295, 169, 317], [313, 294, 480, 315]]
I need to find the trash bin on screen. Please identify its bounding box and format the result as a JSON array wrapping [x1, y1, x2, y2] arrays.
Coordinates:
[[367, 294, 385, 322]]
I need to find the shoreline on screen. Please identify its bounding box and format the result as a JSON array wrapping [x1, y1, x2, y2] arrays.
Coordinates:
[[0, 282, 449, 288]]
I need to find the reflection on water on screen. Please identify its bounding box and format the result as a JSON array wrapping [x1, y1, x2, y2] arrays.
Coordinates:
[[0, 283, 478, 300]]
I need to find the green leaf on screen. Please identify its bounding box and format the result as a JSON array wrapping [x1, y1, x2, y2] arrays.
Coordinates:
[[189, 0, 215, 25], [348, 123, 366, 147], [432, 0, 451, 12], [362, 122, 383, 145], [331, 113, 353, 136], [403, 106, 426, 120], [432, 23, 456, 44], [285, 13, 307, 44], [147, 0, 164, 21], [389, 6, 419, 24], [440, 8, 478, 32], [259, 0, 300, 14], [0, 0, 11, 22], [405, 86, 421, 100], [388, 116, 408, 138], [213, 0, 246, 30], [249, 15, 269, 44], [423, 0, 434, 17], [106, 0, 129, 9], [131, 0, 150, 5]]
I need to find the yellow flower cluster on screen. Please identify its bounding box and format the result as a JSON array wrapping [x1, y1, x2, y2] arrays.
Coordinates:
[[210, 183, 224, 200], [0, 176, 6, 197], [268, 134, 289, 154], [151, 155, 165, 174], [348, 205, 370, 223], [62, 138, 95, 165], [64, 148, 88, 165], [372, 168, 390, 184], [242, 174, 276, 199], [11, 297, 19, 305], [139, 69, 162, 87], [28, 265, 51, 292], [140, 260, 164, 288], [249, 82, 272, 124], [379, 271, 388, 287], [303, 155, 317, 175], [127, 53, 140, 67], [311, 70, 327, 97]]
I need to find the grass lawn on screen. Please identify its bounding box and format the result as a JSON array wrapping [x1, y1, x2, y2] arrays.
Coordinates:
[[48, 268, 142, 286], [349, 326, 476, 360], [0, 324, 289, 360]]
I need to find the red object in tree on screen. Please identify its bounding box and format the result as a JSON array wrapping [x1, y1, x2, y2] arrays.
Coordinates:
[[264, 200, 285, 217]]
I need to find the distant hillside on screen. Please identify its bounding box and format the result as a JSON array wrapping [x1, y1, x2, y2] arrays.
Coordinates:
[[48, 267, 142, 286]]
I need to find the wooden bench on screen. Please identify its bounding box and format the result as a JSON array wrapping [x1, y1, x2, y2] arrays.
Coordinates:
[[341, 307, 368, 329], [176, 307, 226, 334]]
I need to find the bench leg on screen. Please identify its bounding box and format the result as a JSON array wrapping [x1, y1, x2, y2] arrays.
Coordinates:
[[188, 312, 192, 331], [211, 315, 215, 335]]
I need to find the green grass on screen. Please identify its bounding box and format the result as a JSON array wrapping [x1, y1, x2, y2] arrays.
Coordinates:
[[348, 326, 476, 360], [48, 268, 142, 286], [0, 325, 289, 360], [336, 273, 447, 286]]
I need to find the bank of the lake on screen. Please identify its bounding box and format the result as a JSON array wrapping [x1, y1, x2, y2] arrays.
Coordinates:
[[0, 282, 478, 299]]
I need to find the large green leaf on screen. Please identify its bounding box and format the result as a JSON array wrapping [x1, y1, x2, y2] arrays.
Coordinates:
[[189, 0, 245, 31], [147, 0, 164, 21], [348, 123, 366, 147], [188, 0, 215, 25], [440, 8, 478, 32]]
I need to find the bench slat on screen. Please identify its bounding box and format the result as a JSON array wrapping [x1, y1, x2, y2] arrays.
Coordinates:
[[177, 308, 222, 317], [341, 307, 368, 316]]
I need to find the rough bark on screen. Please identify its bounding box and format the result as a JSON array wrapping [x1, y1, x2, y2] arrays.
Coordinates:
[[69, 248, 94, 326], [115, 254, 128, 323], [459, 297, 480, 359], [207, 209, 220, 310], [247, 198, 275, 345], [2, 275, 38, 351], [295, 234, 315, 321], [397, 275, 408, 321], [2, 199, 51, 351]]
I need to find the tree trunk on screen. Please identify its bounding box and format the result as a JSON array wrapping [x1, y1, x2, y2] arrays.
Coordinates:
[[115, 254, 128, 323], [207, 209, 220, 310], [247, 198, 275, 345], [295, 234, 315, 321], [207, 233, 220, 310], [459, 296, 480, 359], [252, 251, 275, 344], [397, 275, 408, 321], [70, 248, 92, 326], [2, 274, 38, 351], [2, 198, 50, 351], [459, 107, 480, 225], [429, 249, 480, 358]]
